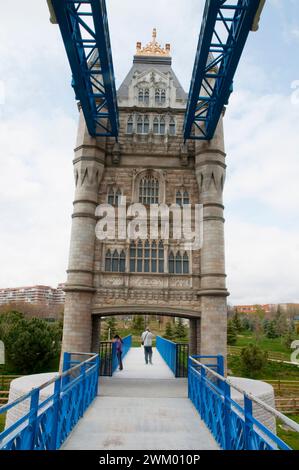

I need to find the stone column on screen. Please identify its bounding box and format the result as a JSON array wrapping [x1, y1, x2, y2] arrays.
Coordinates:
[[195, 117, 228, 360], [61, 111, 105, 357], [189, 318, 201, 356]]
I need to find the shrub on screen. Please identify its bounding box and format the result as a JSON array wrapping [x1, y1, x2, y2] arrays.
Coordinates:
[[227, 320, 237, 345], [164, 322, 174, 340], [240, 344, 268, 377]]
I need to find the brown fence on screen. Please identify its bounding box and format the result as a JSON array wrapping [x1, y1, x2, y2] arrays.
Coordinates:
[[0, 375, 21, 405], [275, 398, 299, 414]]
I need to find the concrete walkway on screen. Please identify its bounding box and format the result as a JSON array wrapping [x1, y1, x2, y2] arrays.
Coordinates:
[[62, 348, 219, 450]]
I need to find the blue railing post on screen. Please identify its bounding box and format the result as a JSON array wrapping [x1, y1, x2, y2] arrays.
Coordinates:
[[28, 388, 40, 450], [200, 366, 206, 419], [217, 355, 224, 376], [223, 382, 232, 450], [50, 377, 61, 450], [62, 351, 71, 388], [80, 362, 87, 416], [244, 395, 253, 450]]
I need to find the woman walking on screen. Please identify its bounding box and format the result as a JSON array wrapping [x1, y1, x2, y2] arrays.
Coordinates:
[[113, 334, 123, 370]]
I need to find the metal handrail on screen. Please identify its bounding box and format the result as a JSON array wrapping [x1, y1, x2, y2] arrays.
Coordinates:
[[0, 352, 98, 414], [190, 356, 299, 433]]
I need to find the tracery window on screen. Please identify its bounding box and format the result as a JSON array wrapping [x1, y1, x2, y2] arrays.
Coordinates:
[[127, 115, 134, 133], [108, 187, 122, 205], [105, 249, 126, 272], [153, 116, 165, 135], [139, 175, 159, 204], [155, 88, 166, 105], [169, 117, 176, 135], [138, 88, 149, 105], [137, 115, 149, 134], [175, 189, 190, 206], [130, 240, 164, 273], [168, 251, 189, 274]]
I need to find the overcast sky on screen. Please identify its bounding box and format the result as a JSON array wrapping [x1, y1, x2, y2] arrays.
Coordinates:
[[0, 0, 299, 305]]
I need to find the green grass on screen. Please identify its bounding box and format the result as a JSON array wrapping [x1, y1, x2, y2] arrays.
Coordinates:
[[228, 355, 299, 381], [277, 415, 299, 450], [235, 332, 299, 359], [0, 413, 6, 433]]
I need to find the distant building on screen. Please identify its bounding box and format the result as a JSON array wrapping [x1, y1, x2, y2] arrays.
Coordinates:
[[234, 304, 273, 315], [0, 284, 65, 307]]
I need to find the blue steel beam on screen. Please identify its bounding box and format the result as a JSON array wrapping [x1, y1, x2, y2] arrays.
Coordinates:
[[49, 0, 119, 138], [184, 0, 265, 141]]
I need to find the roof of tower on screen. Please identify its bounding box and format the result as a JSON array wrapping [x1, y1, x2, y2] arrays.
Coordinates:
[[118, 29, 187, 102]]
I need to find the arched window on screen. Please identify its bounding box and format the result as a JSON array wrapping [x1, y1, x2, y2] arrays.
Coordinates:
[[105, 249, 112, 271], [175, 189, 189, 206], [138, 88, 149, 105], [153, 116, 165, 135], [107, 187, 122, 205], [129, 240, 164, 273], [105, 249, 126, 272], [169, 251, 174, 274], [139, 175, 159, 204], [119, 250, 126, 273], [155, 88, 166, 105], [168, 251, 189, 274], [127, 115, 134, 134], [136, 115, 149, 134], [169, 117, 176, 135]]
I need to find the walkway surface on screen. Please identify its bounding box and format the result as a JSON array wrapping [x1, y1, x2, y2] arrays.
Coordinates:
[[62, 348, 219, 450]]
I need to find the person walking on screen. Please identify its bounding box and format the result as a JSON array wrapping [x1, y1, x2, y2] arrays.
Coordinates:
[[141, 328, 154, 365], [113, 334, 123, 370]]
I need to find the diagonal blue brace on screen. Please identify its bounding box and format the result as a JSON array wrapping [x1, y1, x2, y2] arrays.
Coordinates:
[[48, 0, 119, 138], [183, 0, 265, 141]]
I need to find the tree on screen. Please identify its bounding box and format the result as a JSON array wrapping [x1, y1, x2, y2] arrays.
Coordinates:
[[227, 320, 237, 345], [1, 314, 61, 374], [132, 315, 145, 334], [283, 329, 295, 349], [173, 318, 187, 341], [240, 344, 268, 377], [104, 317, 117, 340], [232, 312, 242, 332], [164, 322, 174, 340], [265, 320, 279, 339], [241, 316, 251, 331]]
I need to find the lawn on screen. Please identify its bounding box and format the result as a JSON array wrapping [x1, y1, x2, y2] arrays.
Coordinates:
[[235, 331, 299, 359], [277, 414, 299, 450]]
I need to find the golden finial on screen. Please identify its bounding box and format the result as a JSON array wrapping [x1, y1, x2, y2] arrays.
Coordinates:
[[135, 29, 171, 57]]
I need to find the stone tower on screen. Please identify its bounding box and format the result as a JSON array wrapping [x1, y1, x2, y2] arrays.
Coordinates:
[[61, 30, 228, 360]]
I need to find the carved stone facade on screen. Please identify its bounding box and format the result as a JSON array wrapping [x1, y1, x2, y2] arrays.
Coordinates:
[[61, 31, 228, 362]]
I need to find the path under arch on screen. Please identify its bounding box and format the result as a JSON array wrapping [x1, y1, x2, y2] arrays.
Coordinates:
[[62, 348, 219, 450]]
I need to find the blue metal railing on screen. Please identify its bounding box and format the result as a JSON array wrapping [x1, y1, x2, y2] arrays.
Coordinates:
[[112, 335, 132, 374], [156, 336, 177, 375], [188, 356, 298, 450], [0, 352, 99, 450]]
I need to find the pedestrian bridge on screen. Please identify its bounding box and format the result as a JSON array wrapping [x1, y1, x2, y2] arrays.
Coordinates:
[[0, 336, 298, 450]]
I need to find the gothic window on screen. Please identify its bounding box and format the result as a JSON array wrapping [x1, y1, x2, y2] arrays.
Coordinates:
[[139, 175, 159, 204], [169, 117, 176, 135], [155, 88, 166, 105], [107, 187, 122, 205], [138, 88, 149, 105], [105, 249, 126, 272], [153, 116, 165, 135], [176, 189, 189, 206], [127, 115, 134, 134], [168, 251, 189, 274], [137, 115, 149, 134], [130, 240, 164, 273]]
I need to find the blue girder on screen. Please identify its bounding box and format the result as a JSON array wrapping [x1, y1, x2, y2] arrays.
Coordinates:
[[49, 0, 119, 138], [184, 0, 264, 141]]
